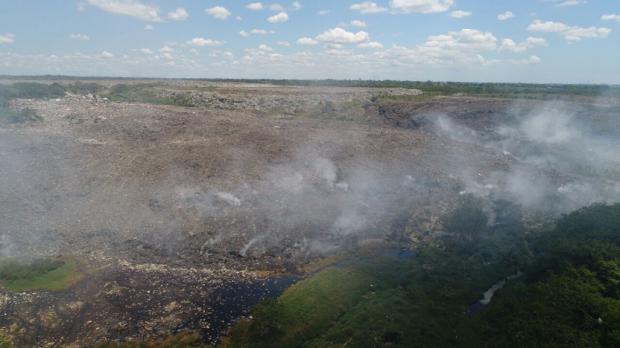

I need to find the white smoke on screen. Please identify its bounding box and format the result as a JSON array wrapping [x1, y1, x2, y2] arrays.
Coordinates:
[[436, 101, 620, 214]]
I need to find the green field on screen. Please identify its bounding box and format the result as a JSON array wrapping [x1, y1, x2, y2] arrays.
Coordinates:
[[0, 257, 84, 292]]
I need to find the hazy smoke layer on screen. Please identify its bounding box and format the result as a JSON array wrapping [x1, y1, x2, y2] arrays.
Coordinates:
[[1, 98, 618, 261], [436, 102, 620, 214]]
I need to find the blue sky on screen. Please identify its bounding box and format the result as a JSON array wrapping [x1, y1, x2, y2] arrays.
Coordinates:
[[0, 0, 619, 83]]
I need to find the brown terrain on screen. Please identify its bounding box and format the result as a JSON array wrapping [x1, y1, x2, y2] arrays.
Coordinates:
[[0, 80, 618, 346]]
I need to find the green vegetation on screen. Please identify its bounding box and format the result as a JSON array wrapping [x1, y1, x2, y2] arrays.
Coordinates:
[[225, 266, 380, 347], [444, 195, 489, 240], [0, 82, 66, 124], [196, 79, 620, 99], [0, 336, 13, 348], [0, 82, 66, 100], [224, 202, 620, 347], [0, 81, 196, 120], [3, 76, 618, 99], [0, 257, 83, 292], [480, 203, 620, 347], [96, 331, 205, 348], [0, 107, 42, 124]]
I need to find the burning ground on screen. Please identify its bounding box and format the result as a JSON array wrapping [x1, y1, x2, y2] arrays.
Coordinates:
[[0, 80, 619, 346]]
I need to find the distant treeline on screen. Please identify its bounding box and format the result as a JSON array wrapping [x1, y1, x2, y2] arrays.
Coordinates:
[[211, 79, 620, 97], [2, 76, 619, 98], [0, 82, 105, 123]]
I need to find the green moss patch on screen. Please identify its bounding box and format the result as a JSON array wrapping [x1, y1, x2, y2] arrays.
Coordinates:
[[0, 257, 84, 292]]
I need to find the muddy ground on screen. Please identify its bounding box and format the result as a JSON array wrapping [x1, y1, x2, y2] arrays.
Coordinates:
[[0, 80, 618, 346]]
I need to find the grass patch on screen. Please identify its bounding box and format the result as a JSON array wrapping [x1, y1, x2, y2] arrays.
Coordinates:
[[96, 331, 204, 348], [224, 266, 377, 348], [0, 107, 42, 124], [0, 335, 13, 348], [0, 257, 84, 292]]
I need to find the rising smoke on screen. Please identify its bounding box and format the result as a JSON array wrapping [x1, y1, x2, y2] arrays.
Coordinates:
[[436, 101, 620, 214], [1, 97, 618, 261]]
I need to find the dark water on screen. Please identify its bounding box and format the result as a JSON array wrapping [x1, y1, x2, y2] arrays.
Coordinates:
[[179, 247, 414, 344], [382, 247, 415, 260], [174, 275, 298, 344]]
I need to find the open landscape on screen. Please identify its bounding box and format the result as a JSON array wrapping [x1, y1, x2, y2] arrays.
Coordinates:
[[0, 78, 619, 347], [2, 0, 620, 346]]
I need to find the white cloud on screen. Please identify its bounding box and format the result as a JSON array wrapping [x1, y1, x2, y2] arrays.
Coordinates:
[[528, 20, 612, 42], [161, 52, 174, 60], [511, 55, 542, 64], [243, 44, 274, 56], [297, 37, 319, 45], [267, 12, 289, 23], [159, 46, 173, 53], [0, 33, 15, 44], [524, 55, 541, 64], [86, 0, 161, 22], [316, 27, 370, 44], [351, 20, 367, 28], [350, 2, 387, 14], [69, 33, 90, 41], [390, 0, 454, 14], [423, 28, 497, 52], [500, 37, 547, 53], [326, 43, 344, 50], [602, 14, 620, 23], [528, 20, 570, 32], [549, 0, 586, 7], [241, 29, 275, 37], [144, 24, 154, 31], [206, 6, 231, 20], [376, 28, 498, 65], [318, 10, 331, 16], [0, 27, 550, 81], [497, 11, 514, 21], [358, 41, 383, 49], [246, 2, 263, 10], [240, 44, 284, 64], [277, 40, 291, 46], [140, 48, 153, 54], [450, 10, 471, 18], [292, 1, 302, 11], [251, 28, 275, 35], [270, 4, 284, 11], [99, 51, 114, 58], [187, 38, 225, 47], [168, 7, 189, 21]]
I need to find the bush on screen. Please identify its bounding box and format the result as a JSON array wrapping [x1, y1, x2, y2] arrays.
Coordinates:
[[0, 258, 64, 282], [0, 107, 42, 123], [0, 82, 70, 124], [0, 82, 65, 100], [444, 194, 489, 240]]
